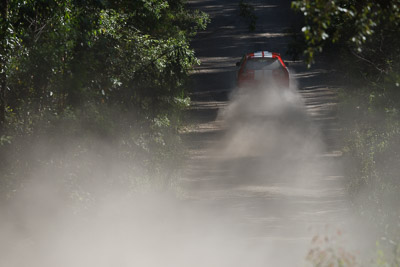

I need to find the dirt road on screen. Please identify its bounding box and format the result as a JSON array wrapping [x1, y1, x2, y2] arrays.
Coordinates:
[[180, 0, 352, 265]]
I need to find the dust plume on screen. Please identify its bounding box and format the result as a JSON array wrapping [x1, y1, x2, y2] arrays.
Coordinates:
[[0, 78, 361, 267], [0, 148, 266, 267], [220, 79, 322, 161], [203, 77, 359, 264]]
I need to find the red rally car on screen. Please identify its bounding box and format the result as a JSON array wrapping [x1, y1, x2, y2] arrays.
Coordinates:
[[236, 51, 289, 88]]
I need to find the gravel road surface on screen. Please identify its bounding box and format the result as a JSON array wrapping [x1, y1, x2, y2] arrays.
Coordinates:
[[180, 0, 354, 265]]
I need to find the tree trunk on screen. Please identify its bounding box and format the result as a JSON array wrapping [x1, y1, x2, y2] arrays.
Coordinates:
[[0, 0, 8, 128]]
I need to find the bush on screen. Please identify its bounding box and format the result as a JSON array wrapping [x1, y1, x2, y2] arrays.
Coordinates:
[[0, 0, 209, 200]]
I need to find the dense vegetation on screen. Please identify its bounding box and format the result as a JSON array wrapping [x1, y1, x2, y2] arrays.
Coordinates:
[[292, 0, 400, 264], [0, 0, 208, 201]]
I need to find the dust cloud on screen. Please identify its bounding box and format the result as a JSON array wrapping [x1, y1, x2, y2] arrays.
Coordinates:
[[0, 78, 360, 267], [0, 158, 265, 267], [205, 76, 358, 264], [220, 78, 323, 165]]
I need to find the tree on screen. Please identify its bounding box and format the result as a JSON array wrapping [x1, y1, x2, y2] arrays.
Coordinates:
[[0, 0, 8, 127], [292, 0, 400, 75], [0, 0, 209, 198], [0, 0, 208, 142]]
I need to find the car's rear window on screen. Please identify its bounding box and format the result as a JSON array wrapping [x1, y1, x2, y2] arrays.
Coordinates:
[[244, 58, 282, 71]]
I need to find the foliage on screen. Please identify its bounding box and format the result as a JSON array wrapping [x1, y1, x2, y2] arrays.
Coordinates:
[[2, 0, 208, 116], [306, 230, 358, 267], [339, 86, 400, 248], [291, 0, 400, 264], [0, 0, 208, 197], [291, 0, 400, 69], [375, 241, 400, 267]]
